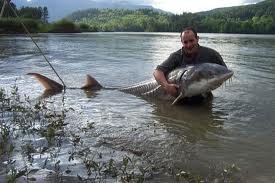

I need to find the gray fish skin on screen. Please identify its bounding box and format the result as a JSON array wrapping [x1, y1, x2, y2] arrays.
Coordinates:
[[27, 63, 233, 103], [120, 63, 233, 102], [178, 63, 233, 97]]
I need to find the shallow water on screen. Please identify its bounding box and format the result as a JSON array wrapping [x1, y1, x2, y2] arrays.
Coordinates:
[[1, 32, 275, 182]]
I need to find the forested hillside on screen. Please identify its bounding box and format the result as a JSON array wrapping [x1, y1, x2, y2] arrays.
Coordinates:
[[67, 9, 171, 32], [67, 0, 275, 34], [0, 1, 50, 33], [175, 0, 275, 33], [0, 1, 79, 33]]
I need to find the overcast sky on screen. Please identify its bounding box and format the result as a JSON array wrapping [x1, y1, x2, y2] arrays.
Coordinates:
[[122, 0, 264, 14], [24, 0, 265, 14], [153, 0, 264, 13]]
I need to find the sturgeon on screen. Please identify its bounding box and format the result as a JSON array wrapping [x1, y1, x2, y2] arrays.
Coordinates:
[[27, 63, 233, 104]]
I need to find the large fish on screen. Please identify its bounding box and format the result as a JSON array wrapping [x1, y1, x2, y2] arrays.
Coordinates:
[[27, 63, 233, 104]]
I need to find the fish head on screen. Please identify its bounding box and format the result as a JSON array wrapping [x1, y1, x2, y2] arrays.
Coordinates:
[[182, 63, 234, 95], [172, 63, 233, 105]]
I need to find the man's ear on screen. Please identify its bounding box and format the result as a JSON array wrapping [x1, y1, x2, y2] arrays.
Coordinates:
[[197, 36, 199, 41]]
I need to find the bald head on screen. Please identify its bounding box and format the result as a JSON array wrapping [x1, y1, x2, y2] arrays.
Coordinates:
[[180, 28, 199, 55]]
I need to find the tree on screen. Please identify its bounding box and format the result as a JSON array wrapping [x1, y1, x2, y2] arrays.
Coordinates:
[[0, 0, 16, 18], [18, 6, 42, 19], [42, 6, 49, 23]]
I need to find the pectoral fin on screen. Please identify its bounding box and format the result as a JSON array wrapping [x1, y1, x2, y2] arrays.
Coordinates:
[[27, 73, 63, 92]]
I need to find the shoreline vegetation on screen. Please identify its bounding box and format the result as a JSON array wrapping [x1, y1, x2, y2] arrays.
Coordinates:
[[1, 0, 275, 34], [0, 84, 243, 183]]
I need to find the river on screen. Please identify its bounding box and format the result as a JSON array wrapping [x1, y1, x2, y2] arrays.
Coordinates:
[[1, 32, 275, 182]]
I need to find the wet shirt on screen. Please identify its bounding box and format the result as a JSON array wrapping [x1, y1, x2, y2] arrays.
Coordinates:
[[156, 46, 227, 75]]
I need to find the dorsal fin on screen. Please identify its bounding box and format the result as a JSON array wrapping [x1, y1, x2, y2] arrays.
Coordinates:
[[27, 73, 63, 91], [81, 74, 102, 90]]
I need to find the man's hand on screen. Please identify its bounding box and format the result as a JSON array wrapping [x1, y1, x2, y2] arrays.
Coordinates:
[[153, 69, 179, 97], [163, 83, 179, 97]]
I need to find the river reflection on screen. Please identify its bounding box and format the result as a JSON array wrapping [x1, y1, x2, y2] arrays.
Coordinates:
[[150, 96, 227, 144]]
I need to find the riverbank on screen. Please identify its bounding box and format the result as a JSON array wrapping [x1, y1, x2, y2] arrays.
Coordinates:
[[0, 18, 97, 34]]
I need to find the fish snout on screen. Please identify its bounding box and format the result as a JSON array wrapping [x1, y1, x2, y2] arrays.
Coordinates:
[[221, 70, 234, 81], [213, 70, 234, 88]]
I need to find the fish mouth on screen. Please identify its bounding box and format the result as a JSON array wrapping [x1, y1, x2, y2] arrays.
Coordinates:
[[220, 70, 234, 81], [210, 70, 234, 90], [172, 70, 234, 105]]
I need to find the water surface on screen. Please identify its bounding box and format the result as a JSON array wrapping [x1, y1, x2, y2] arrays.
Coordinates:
[[1, 32, 275, 182]]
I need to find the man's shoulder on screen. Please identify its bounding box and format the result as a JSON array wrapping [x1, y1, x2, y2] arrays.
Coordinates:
[[199, 46, 219, 55], [170, 48, 182, 56], [170, 48, 182, 55], [199, 45, 226, 66]]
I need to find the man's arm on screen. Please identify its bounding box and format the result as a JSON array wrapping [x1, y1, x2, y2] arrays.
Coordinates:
[[154, 50, 182, 96], [153, 69, 178, 97]]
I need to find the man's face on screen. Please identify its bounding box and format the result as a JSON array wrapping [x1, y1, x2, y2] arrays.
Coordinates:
[[181, 30, 199, 55]]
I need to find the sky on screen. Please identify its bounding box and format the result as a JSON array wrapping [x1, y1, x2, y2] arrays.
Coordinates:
[[20, 0, 265, 14], [125, 0, 264, 14]]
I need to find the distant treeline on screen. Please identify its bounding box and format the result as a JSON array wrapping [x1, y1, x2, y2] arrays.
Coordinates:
[[0, 1, 51, 33], [67, 0, 275, 34], [67, 9, 171, 32], [0, 1, 81, 33], [1, 0, 275, 34], [0, 1, 49, 22], [172, 0, 275, 34]]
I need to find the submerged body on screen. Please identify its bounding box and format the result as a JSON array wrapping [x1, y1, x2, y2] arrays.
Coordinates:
[[28, 63, 233, 104]]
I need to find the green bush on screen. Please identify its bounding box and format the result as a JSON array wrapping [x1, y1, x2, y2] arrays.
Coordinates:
[[37, 22, 50, 33], [79, 23, 89, 31], [0, 18, 40, 34], [78, 23, 98, 32], [48, 19, 80, 33]]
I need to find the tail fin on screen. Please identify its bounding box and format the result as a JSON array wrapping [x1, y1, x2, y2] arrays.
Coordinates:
[[81, 74, 102, 90], [27, 73, 63, 91]]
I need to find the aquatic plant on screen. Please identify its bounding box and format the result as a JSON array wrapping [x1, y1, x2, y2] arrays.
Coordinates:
[[0, 85, 244, 182]]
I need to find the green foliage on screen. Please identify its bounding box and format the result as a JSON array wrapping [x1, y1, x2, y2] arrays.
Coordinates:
[[0, 17, 41, 33], [48, 19, 80, 33], [66, 0, 275, 34], [0, 86, 151, 182], [0, 1, 17, 18], [0, 2, 50, 34], [2, 0, 275, 34], [42, 7, 49, 23], [78, 22, 98, 32], [67, 8, 171, 32], [0, 1, 49, 23], [172, 0, 275, 34], [18, 6, 43, 20], [17, 6, 49, 23]]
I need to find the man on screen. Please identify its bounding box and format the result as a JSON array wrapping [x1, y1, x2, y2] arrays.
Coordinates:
[[153, 27, 227, 97]]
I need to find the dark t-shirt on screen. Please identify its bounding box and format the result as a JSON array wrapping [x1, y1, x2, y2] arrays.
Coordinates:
[[156, 45, 227, 75]]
